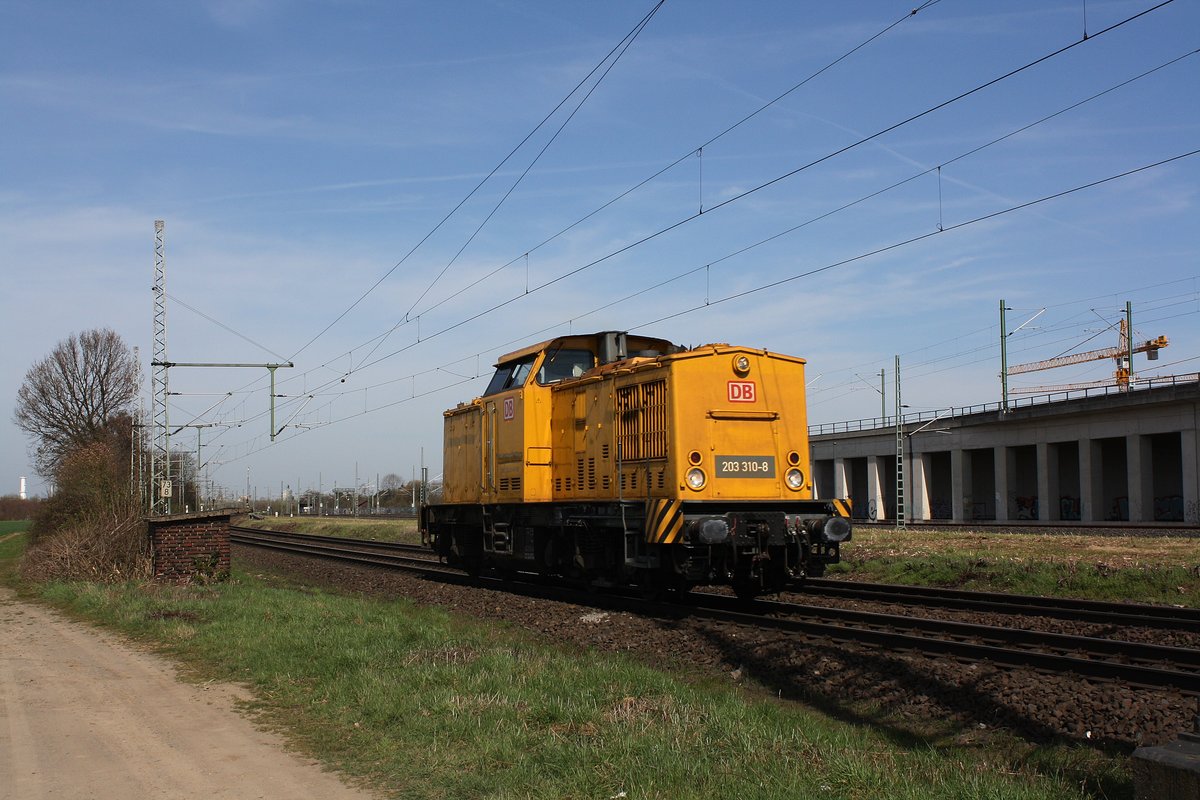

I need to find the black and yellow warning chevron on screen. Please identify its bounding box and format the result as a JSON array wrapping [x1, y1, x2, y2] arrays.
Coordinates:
[[645, 498, 684, 544], [827, 498, 852, 518]]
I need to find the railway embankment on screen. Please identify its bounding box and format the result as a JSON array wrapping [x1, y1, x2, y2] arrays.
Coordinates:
[[6, 521, 1199, 798]]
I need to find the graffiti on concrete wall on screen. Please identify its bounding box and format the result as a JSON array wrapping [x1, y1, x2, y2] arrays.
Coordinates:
[[1014, 496, 1039, 520], [1059, 496, 1081, 521]]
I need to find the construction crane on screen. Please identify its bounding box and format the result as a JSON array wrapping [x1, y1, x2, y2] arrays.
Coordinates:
[[1009, 319, 1167, 394]]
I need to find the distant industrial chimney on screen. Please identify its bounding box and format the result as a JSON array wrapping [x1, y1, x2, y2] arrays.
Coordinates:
[[19, 476, 27, 500]]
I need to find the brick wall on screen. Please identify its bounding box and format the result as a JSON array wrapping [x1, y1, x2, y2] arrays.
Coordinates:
[[148, 512, 231, 584]]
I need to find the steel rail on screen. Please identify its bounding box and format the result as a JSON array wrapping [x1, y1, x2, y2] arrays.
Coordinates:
[[803, 578, 1200, 632], [682, 598, 1200, 694], [229, 529, 446, 572], [230, 525, 431, 553], [231, 527, 1200, 694], [709, 595, 1200, 670]]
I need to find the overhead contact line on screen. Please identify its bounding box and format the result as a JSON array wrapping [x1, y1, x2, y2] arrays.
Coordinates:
[[288, 0, 668, 365], [306, 0, 1181, 383], [245, 0, 947, 409], [208, 3, 1185, 458], [216, 148, 1198, 464]]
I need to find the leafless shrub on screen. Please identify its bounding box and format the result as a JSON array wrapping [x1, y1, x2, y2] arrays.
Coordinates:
[[20, 508, 150, 583], [21, 439, 149, 583], [0, 495, 41, 520]]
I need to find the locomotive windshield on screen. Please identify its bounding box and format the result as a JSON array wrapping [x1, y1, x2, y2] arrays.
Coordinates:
[[483, 356, 536, 395], [537, 348, 594, 385]]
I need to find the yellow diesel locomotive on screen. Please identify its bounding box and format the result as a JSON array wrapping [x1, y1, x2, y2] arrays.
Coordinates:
[[421, 331, 851, 597]]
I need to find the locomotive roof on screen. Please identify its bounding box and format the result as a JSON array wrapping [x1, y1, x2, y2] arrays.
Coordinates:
[[494, 332, 677, 366]]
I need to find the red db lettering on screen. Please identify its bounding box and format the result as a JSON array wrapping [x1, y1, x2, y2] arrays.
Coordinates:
[[728, 381, 755, 403]]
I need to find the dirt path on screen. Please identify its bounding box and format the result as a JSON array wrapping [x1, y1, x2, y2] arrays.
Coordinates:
[[0, 588, 378, 799]]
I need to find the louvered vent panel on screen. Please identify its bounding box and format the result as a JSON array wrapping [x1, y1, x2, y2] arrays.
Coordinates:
[[616, 379, 668, 461]]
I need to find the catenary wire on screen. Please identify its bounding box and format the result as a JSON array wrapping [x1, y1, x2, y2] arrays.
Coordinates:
[[188, 4, 1189, 461], [200, 42, 1198, 449], [210, 149, 1199, 461], [358, 0, 666, 367], [284, 0, 668, 365], [251, 0, 952, 400]]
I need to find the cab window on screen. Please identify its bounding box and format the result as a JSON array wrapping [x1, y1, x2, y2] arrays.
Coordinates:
[[484, 356, 535, 395], [537, 349, 594, 385]]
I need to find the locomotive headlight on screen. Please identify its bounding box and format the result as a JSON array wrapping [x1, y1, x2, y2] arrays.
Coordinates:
[[685, 467, 707, 490], [785, 468, 804, 491], [732, 354, 751, 376]]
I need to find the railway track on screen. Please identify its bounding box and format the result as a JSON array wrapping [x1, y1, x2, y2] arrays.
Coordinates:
[[230, 525, 1200, 694], [229, 526, 447, 572], [802, 578, 1200, 632], [853, 519, 1200, 537], [688, 594, 1200, 693]]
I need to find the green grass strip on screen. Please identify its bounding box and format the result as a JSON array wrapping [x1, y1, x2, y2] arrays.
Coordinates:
[[25, 570, 1104, 800], [0, 519, 31, 536], [829, 529, 1200, 607]]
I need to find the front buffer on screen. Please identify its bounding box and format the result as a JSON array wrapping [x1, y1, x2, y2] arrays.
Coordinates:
[[647, 498, 852, 598]]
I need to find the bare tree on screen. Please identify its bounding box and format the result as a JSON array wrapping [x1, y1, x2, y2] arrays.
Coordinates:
[[14, 329, 138, 478], [381, 473, 403, 492]]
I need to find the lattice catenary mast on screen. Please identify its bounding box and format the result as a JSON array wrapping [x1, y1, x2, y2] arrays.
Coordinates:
[[150, 220, 172, 515]]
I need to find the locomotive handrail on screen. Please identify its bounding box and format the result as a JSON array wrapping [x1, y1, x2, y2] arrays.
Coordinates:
[[707, 410, 779, 421]]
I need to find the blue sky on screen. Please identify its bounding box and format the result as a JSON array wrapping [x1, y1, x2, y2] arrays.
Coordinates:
[[3, 0, 1198, 502]]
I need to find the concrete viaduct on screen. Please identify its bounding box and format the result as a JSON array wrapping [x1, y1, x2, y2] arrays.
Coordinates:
[[809, 376, 1200, 526]]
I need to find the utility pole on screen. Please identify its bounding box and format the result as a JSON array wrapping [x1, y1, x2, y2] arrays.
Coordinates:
[[1122, 300, 1134, 391], [879, 369, 886, 421], [132, 345, 144, 507], [894, 355, 905, 529], [999, 299, 1009, 413], [147, 219, 298, 516], [150, 220, 171, 515], [171, 422, 223, 511]]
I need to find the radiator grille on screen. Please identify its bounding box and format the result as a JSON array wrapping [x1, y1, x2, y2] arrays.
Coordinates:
[[616, 379, 668, 461]]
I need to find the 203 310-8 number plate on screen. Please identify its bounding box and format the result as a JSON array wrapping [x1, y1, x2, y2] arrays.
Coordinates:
[[715, 455, 776, 477]]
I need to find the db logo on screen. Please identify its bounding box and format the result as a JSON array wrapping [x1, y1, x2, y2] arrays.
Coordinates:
[[727, 381, 756, 403], [502, 397, 515, 420]]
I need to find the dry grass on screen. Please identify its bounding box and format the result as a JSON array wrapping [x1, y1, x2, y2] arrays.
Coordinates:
[[238, 515, 419, 543], [834, 527, 1200, 605], [847, 528, 1200, 569], [20, 509, 151, 583]]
